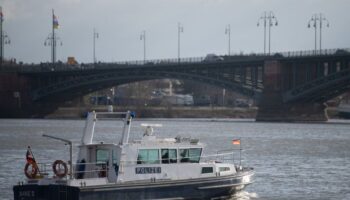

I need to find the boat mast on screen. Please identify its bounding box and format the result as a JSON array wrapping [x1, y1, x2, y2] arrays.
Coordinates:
[[120, 111, 133, 145], [82, 111, 97, 144]]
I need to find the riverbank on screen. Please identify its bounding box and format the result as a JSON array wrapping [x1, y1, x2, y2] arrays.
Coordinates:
[[44, 105, 343, 119], [45, 106, 258, 119]]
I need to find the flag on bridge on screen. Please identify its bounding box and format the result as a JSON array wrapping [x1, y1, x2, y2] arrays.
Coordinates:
[[53, 14, 59, 29], [0, 7, 4, 22]]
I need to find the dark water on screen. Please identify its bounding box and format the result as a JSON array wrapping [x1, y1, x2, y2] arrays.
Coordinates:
[[1, 118, 350, 200]]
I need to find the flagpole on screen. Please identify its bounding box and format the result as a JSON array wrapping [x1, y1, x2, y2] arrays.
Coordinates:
[[93, 28, 96, 64], [178, 23, 180, 63], [28, 146, 41, 174], [52, 9, 55, 65], [239, 137, 242, 167], [0, 6, 3, 64]]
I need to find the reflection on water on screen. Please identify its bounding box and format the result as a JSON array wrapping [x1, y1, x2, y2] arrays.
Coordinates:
[[1, 118, 350, 200], [228, 191, 259, 200]]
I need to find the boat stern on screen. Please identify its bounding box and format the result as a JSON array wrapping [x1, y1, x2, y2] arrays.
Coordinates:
[[13, 184, 79, 200]]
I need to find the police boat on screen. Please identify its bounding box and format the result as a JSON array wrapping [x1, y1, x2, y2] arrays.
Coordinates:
[[14, 111, 254, 200]]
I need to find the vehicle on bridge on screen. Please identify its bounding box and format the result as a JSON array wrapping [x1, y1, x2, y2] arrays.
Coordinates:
[[203, 54, 224, 62], [13, 111, 254, 200]]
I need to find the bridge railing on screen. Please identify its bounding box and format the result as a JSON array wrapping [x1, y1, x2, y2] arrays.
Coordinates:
[[114, 56, 205, 65], [112, 48, 350, 65], [276, 48, 350, 58], [1, 48, 349, 73]]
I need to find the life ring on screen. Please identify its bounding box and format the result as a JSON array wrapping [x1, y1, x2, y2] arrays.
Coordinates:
[[52, 160, 68, 178], [24, 162, 38, 179]]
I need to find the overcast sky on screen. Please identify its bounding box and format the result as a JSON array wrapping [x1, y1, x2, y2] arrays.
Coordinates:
[[1, 0, 350, 64]]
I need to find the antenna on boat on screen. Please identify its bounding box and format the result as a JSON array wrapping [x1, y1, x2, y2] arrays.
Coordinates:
[[120, 111, 135, 145], [82, 111, 97, 145], [42, 134, 73, 180]]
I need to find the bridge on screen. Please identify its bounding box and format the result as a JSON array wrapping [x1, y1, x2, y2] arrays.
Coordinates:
[[1, 48, 350, 121]]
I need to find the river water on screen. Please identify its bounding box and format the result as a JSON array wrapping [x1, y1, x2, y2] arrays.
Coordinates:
[[1, 118, 350, 200]]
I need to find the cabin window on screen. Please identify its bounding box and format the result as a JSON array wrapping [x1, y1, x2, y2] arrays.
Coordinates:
[[137, 149, 160, 164], [179, 148, 202, 163], [161, 149, 177, 164], [201, 167, 213, 174], [219, 167, 230, 172], [96, 149, 109, 164]]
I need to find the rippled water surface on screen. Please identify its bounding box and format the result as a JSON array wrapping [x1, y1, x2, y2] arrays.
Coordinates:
[[1, 118, 350, 200]]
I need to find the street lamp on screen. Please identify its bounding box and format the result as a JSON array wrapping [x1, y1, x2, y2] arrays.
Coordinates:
[[308, 14, 318, 54], [257, 11, 278, 55], [319, 13, 330, 53], [308, 13, 329, 54], [0, 6, 11, 64], [140, 30, 146, 63], [178, 22, 184, 63], [93, 28, 99, 64], [44, 9, 62, 65], [225, 24, 231, 55], [44, 33, 62, 64]]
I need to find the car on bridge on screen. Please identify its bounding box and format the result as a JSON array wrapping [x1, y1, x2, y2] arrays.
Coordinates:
[[203, 54, 224, 62]]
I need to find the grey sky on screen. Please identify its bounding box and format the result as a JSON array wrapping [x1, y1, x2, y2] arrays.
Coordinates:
[[1, 0, 350, 63]]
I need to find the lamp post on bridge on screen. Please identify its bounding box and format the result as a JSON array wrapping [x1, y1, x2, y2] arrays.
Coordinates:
[[257, 11, 278, 55], [44, 9, 62, 65], [140, 30, 146, 64], [178, 22, 184, 63], [93, 28, 99, 64], [308, 13, 329, 54], [225, 24, 231, 56], [0, 6, 11, 64]]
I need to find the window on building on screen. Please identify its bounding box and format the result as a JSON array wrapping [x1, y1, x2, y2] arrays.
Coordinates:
[[161, 149, 177, 164], [179, 148, 202, 163], [137, 149, 160, 164], [201, 167, 213, 174], [96, 149, 109, 164]]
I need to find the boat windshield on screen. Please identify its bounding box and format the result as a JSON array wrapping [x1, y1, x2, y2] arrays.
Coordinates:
[[137, 149, 160, 164], [179, 148, 202, 163], [96, 149, 109, 164], [161, 149, 177, 164]]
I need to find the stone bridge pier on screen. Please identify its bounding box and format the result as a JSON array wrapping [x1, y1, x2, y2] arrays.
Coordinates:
[[256, 60, 328, 122], [0, 73, 56, 118]]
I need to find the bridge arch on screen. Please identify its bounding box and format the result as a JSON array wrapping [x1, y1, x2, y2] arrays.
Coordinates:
[[283, 65, 350, 103], [32, 69, 262, 102]]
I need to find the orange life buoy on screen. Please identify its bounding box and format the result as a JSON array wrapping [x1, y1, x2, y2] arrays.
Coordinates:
[[24, 162, 38, 179], [52, 160, 68, 178]]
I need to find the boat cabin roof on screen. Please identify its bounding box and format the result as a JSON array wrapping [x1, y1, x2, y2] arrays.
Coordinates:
[[79, 135, 204, 149]]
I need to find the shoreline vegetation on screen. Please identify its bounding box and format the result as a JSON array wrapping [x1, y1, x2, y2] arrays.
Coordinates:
[[44, 106, 342, 120]]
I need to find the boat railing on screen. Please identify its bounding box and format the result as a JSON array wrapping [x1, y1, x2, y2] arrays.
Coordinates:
[[73, 161, 109, 179], [201, 150, 241, 165], [28, 161, 109, 180], [33, 162, 56, 178], [216, 148, 242, 166], [33, 151, 242, 180]]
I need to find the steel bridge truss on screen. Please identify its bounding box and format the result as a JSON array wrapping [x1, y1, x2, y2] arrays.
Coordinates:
[[31, 62, 264, 101]]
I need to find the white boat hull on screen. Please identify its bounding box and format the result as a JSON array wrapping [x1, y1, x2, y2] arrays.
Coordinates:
[[14, 169, 254, 200]]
